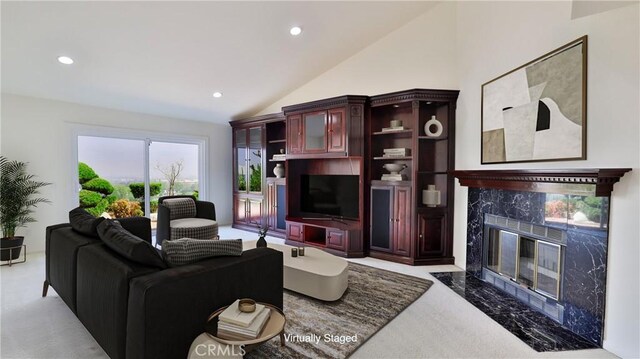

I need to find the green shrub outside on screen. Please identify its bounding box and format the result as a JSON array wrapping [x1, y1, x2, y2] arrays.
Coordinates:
[[106, 194, 118, 205], [139, 200, 159, 214], [79, 190, 102, 207], [193, 190, 199, 200], [86, 198, 110, 217], [82, 178, 115, 196], [112, 185, 135, 201], [78, 162, 98, 184], [129, 182, 162, 199]]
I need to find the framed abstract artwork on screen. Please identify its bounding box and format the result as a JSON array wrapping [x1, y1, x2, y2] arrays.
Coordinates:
[[481, 36, 587, 164]]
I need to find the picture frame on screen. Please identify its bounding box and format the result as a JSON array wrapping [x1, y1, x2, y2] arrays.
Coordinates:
[[481, 36, 587, 164]]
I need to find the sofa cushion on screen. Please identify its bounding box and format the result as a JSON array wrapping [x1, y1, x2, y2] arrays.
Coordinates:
[[162, 238, 242, 266], [170, 218, 218, 240], [97, 220, 167, 269], [69, 207, 105, 237], [163, 198, 196, 220]]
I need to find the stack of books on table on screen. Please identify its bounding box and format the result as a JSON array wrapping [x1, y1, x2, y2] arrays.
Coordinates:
[[381, 174, 405, 181], [217, 300, 272, 341], [272, 154, 286, 160], [381, 126, 405, 132], [383, 148, 411, 157]]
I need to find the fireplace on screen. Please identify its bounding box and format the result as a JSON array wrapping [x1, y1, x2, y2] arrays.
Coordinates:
[[450, 169, 631, 347], [483, 215, 567, 322]]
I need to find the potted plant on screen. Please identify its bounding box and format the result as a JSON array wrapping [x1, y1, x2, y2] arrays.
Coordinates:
[[0, 156, 50, 261]]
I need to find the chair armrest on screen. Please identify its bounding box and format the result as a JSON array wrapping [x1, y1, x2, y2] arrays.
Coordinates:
[[195, 200, 216, 221], [156, 204, 171, 247], [126, 248, 283, 359]]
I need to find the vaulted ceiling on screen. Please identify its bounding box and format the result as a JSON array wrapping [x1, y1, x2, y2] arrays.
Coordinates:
[[1, 1, 436, 124]]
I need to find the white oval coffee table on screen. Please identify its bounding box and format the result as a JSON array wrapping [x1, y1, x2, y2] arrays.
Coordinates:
[[244, 241, 348, 301]]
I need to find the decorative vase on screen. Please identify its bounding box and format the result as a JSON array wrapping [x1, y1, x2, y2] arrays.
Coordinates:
[[256, 236, 267, 248], [422, 185, 441, 207], [0, 236, 24, 261], [273, 163, 285, 178], [424, 115, 443, 137]]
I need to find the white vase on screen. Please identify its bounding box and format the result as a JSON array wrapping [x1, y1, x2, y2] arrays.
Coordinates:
[[424, 115, 443, 137], [273, 163, 285, 178], [422, 185, 441, 207]]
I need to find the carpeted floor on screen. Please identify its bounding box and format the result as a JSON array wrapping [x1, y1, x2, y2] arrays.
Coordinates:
[[1, 226, 618, 358], [247, 263, 432, 358]]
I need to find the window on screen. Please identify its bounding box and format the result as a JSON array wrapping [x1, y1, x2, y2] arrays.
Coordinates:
[[73, 126, 207, 231]]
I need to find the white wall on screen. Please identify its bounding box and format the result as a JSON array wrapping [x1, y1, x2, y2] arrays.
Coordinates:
[[257, 2, 639, 357], [0, 94, 232, 253], [258, 2, 458, 114]]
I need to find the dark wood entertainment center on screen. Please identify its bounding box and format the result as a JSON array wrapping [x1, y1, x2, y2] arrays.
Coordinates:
[[230, 89, 458, 265]]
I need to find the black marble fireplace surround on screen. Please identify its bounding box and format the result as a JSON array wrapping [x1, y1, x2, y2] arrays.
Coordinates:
[[439, 169, 631, 352]]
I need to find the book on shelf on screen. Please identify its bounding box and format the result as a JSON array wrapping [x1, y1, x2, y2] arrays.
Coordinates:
[[383, 148, 410, 156], [219, 299, 266, 328], [272, 154, 287, 160], [381, 126, 405, 132], [217, 308, 271, 340], [382, 154, 409, 158]]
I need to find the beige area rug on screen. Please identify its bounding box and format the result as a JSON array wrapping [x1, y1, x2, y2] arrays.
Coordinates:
[[246, 263, 433, 359]]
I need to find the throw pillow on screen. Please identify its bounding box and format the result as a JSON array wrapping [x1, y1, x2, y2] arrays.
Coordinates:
[[162, 238, 243, 266], [69, 207, 105, 237], [97, 220, 167, 269]]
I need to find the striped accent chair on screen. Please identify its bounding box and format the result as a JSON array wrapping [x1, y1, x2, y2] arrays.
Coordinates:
[[156, 195, 218, 247]]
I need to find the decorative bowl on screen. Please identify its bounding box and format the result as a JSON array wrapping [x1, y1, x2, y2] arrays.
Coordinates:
[[383, 163, 408, 174], [238, 298, 256, 313]]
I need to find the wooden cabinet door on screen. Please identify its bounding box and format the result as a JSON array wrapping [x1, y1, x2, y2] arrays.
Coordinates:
[[302, 111, 327, 153], [327, 108, 346, 153], [266, 182, 276, 231], [287, 222, 304, 242], [417, 212, 446, 258], [234, 196, 247, 224], [326, 229, 345, 250], [287, 115, 303, 154], [393, 186, 412, 256], [370, 186, 393, 252], [247, 198, 263, 226]]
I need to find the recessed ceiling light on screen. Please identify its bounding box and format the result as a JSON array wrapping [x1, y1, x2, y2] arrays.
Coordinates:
[[290, 26, 302, 36], [57, 56, 74, 65], [212, 92, 223, 98]]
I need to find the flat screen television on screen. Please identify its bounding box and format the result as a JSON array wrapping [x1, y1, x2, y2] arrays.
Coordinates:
[[300, 174, 359, 220]]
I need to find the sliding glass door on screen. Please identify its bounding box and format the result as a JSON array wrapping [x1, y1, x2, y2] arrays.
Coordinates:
[[77, 136, 202, 229], [148, 141, 199, 228]]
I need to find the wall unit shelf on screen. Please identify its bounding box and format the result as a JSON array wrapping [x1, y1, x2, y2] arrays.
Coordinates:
[[367, 89, 459, 265], [373, 156, 413, 160], [230, 112, 287, 238]]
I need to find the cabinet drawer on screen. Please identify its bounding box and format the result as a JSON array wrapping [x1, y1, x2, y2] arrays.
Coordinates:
[[287, 222, 304, 242], [326, 229, 346, 250]]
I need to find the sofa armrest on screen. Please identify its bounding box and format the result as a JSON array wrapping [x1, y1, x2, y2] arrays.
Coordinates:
[[117, 216, 152, 244], [126, 248, 283, 359], [45, 223, 72, 283], [195, 200, 216, 221]]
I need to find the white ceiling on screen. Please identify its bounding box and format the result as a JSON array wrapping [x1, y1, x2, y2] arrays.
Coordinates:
[[1, 1, 436, 124]]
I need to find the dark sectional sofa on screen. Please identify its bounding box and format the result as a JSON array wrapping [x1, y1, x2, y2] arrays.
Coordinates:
[[44, 217, 283, 359]]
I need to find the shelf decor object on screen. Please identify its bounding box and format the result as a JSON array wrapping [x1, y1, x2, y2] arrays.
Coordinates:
[[422, 185, 441, 207], [273, 163, 285, 178], [481, 36, 587, 164], [424, 116, 443, 137]]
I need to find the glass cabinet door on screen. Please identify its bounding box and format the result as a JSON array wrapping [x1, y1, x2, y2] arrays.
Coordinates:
[[248, 127, 263, 193], [303, 112, 326, 152], [235, 129, 247, 192]]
